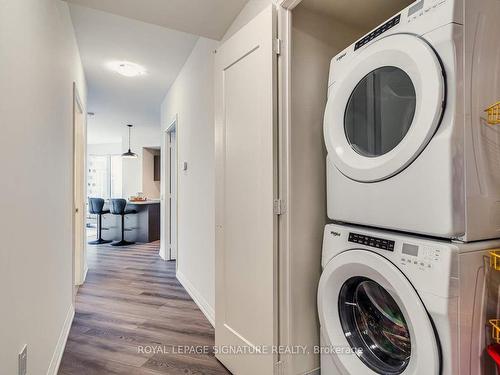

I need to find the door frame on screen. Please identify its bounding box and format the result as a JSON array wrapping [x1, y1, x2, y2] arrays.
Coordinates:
[[72, 82, 87, 289], [275, 2, 293, 373], [276, 2, 327, 373], [162, 115, 178, 262], [276, 1, 324, 373]]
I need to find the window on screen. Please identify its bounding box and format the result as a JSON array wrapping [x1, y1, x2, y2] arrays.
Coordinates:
[[88, 155, 122, 199], [344, 66, 416, 157]]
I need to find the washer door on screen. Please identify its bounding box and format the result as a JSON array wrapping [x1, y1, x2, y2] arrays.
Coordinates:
[[318, 250, 440, 375], [324, 34, 445, 182]]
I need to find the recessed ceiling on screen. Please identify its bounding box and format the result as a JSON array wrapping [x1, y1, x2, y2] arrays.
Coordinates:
[[300, 0, 414, 29], [65, 0, 249, 40], [69, 4, 199, 144]]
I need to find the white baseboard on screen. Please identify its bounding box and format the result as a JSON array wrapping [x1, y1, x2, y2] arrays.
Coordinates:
[[159, 245, 167, 260], [46, 304, 74, 375], [303, 368, 320, 375], [82, 265, 89, 283], [75, 263, 88, 286], [159, 240, 169, 260], [176, 270, 215, 326]]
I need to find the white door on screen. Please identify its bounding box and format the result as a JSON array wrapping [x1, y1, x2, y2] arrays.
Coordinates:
[[163, 123, 178, 261], [73, 84, 87, 287], [318, 250, 440, 374], [214, 5, 278, 374], [324, 34, 445, 182], [169, 129, 177, 260]]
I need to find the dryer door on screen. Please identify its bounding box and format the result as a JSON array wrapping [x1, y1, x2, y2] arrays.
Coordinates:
[[318, 250, 440, 375], [324, 34, 445, 182]]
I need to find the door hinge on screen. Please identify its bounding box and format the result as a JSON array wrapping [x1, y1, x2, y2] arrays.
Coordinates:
[[273, 38, 282, 55], [273, 199, 286, 215]]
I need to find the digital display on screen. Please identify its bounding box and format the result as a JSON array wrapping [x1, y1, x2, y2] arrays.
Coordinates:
[[408, 0, 424, 16], [349, 232, 395, 251], [402, 243, 419, 257]]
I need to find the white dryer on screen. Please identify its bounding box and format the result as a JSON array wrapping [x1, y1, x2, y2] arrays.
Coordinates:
[[323, 0, 500, 241], [318, 224, 500, 375]]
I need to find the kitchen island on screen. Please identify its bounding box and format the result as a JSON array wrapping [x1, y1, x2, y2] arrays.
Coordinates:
[[101, 200, 160, 243]]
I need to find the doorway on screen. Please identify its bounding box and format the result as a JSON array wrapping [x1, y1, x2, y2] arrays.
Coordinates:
[[164, 118, 178, 261], [73, 83, 87, 289]]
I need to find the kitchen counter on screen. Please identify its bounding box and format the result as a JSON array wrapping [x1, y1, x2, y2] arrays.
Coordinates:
[[101, 199, 160, 243], [127, 200, 160, 205]]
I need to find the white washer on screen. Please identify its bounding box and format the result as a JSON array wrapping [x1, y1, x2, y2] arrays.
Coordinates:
[[318, 223, 500, 375], [323, 0, 500, 241]]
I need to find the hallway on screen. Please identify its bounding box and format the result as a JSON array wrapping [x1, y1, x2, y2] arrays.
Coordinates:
[[58, 243, 230, 375]]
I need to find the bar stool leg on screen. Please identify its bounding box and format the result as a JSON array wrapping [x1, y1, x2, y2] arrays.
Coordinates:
[[89, 213, 112, 245], [111, 214, 135, 247]]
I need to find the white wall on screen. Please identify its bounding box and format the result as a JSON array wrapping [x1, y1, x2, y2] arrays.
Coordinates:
[[121, 125, 161, 198], [222, 0, 272, 41], [0, 1, 86, 374], [160, 37, 218, 323]]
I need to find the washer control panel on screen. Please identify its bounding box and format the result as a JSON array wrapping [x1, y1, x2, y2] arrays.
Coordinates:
[[399, 243, 441, 269], [323, 225, 457, 298], [348, 232, 395, 251]]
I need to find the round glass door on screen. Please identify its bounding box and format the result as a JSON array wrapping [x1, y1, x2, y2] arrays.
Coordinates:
[[318, 249, 440, 374], [344, 67, 416, 158], [338, 277, 411, 375], [323, 34, 445, 182]]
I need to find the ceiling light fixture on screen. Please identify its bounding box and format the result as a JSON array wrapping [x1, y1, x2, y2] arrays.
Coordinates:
[[108, 61, 147, 77], [122, 124, 138, 158]]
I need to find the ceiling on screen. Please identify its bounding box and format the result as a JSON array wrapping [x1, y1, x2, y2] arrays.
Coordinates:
[[69, 4, 199, 144], [300, 0, 414, 29], [65, 0, 249, 40]]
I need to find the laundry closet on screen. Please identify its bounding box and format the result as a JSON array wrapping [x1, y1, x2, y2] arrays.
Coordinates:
[[277, 0, 413, 374], [214, 0, 500, 374]]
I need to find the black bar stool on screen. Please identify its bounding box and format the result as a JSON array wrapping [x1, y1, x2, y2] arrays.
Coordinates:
[[88, 198, 112, 245], [110, 199, 137, 247]]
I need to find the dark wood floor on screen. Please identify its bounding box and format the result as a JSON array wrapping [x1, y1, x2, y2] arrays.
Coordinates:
[[58, 242, 230, 375]]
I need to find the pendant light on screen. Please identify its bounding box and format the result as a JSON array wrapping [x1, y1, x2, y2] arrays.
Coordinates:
[[122, 124, 138, 158]]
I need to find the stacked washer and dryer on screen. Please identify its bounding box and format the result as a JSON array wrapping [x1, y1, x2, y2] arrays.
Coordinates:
[[318, 0, 500, 374]]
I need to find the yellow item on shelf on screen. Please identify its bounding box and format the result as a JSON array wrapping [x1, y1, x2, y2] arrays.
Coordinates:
[[485, 102, 500, 125], [490, 320, 500, 344], [490, 250, 500, 270]]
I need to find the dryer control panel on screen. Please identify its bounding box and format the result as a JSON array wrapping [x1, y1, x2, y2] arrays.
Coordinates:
[[354, 14, 400, 51]]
